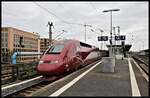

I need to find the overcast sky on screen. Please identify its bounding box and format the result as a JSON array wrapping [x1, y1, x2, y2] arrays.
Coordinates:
[[2, 1, 149, 51]]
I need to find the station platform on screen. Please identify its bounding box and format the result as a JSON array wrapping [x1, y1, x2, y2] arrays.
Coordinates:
[[32, 58, 148, 97]]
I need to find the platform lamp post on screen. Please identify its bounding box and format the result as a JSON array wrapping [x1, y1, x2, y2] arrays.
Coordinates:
[[116, 26, 120, 45], [103, 9, 120, 57]]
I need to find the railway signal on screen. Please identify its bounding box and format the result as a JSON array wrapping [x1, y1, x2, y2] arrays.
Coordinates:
[[19, 36, 24, 47], [19, 36, 24, 61], [44, 39, 47, 47], [19, 37, 23, 46]]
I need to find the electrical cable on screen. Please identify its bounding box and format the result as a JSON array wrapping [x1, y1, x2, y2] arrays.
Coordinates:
[[89, 2, 101, 16], [33, 2, 76, 28]]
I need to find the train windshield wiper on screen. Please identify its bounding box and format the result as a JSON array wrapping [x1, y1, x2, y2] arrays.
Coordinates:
[[47, 52, 61, 54]]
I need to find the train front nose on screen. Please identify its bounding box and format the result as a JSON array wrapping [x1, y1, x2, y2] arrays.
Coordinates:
[[37, 60, 64, 76]]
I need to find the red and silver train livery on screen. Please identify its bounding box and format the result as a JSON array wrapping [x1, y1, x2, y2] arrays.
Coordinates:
[[37, 39, 107, 81]]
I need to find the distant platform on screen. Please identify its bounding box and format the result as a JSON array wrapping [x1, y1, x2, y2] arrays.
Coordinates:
[[107, 44, 132, 51]]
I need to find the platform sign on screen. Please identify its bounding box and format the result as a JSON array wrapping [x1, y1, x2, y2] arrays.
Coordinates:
[[98, 36, 102, 41], [115, 36, 121, 40], [98, 36, 108, 41], [115, 35, 126, 40], [102, 36, 108, 41], [120, 35, 126, 40]]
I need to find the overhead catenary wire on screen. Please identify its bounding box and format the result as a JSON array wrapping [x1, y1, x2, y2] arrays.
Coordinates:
[[33, 2, 65, 23], [33, 2, 98, 31], [53, 30, 68, 40], [89, 2, 101, 17], [33, 2, 97, 31], [33, 2, 76, 28], [89, 2, 99, 13], [56, 3, 75, 20], [33, 2, 105, 41], [3, 2, 75, 34], [56, 3, 87, 26], [90, 29, 100, 35]]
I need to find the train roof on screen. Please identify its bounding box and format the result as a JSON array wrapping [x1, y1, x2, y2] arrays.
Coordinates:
[[53, 39, 98, 49], [53, 39, 78, 45]]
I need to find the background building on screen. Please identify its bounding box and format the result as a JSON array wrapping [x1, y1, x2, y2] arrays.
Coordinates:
[[1, 27, 40, 63], [40, 38, 49, 53], [40, 38, 57, 53]]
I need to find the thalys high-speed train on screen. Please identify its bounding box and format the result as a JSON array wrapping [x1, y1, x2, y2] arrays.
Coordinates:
[[37, 39, 107, 81]]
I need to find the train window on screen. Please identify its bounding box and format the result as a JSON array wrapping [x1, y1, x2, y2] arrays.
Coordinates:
[[85, 51, 98, 60], [46, 44, 65, 54]]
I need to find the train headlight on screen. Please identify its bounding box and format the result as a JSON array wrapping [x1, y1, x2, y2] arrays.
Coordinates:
[[39, 60, 44, 64], [50, 60, 58, 63]]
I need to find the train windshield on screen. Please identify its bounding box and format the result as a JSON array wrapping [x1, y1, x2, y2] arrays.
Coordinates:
[[46, 44, 65, 54]]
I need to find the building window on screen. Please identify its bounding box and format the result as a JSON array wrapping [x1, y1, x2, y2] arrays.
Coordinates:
[[5, 38, 8, 42], [5, 33, 8, 37], [2, 33, 4, 37], [6, 43, 8, 47], [2, 38, 4, 42], [2, 43, 4, 47], [14, 34, 16, 38]]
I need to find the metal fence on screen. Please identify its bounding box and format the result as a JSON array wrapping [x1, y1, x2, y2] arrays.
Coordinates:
[[1, 60, 40, 85]]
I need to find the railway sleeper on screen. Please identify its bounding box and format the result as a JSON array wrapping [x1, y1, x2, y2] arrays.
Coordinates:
[[24, 90, 34, 93], [18, 92, 29, 96]]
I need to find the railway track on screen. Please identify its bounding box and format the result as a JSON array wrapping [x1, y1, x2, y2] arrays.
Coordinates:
[[2, 76, 43, 97], [2, 59, 102, 97], [2, 74, 65, 97], [132, 56, 149, 76], [7, 81, 51, 97]]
